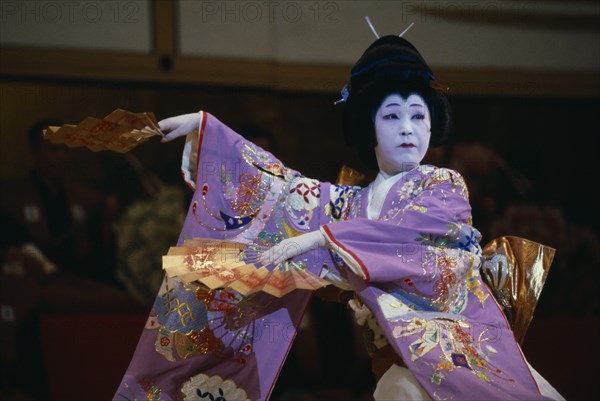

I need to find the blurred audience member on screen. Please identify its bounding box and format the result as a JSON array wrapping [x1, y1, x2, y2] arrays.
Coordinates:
[[0, 119, 142, 401], [0, 118, 118, 284], [448, 141, 599, 318], [449, 142, 530, 242]]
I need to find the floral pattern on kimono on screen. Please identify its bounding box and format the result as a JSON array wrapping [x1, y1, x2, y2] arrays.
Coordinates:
[[321, 166, 551, 400], [114, 112, 349, 401]]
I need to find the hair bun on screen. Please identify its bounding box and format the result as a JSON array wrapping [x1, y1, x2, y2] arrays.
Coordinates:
[[349, 36, 434, 92]]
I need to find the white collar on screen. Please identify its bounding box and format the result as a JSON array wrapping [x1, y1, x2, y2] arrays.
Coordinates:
[[367, 170, 409, 220]]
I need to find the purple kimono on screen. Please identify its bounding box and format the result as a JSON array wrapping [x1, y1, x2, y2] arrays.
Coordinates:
[[114, 113, 549, 400]]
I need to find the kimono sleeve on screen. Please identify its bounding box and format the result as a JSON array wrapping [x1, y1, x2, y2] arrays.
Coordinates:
[[321, 168, 481, 283], [178, 111, 341, 269], [114, 112, 340, 401]]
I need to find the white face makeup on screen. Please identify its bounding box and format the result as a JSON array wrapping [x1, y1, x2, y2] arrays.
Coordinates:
[[374, 93, 432, 176]]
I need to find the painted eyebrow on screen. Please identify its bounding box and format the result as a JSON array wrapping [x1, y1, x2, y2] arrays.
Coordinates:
[[383, 103, 424, 108]]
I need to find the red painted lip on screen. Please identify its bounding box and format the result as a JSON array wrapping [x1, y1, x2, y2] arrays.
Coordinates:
[[400, 144, 415, 148]]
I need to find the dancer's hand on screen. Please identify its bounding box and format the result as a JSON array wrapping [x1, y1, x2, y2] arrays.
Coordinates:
[[159, 113, 201, 143], [258, 230, 326, 267]]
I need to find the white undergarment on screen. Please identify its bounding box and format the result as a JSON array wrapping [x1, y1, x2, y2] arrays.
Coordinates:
[[367, 170, 408, 220]]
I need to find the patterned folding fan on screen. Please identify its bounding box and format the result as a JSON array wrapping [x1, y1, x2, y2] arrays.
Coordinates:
[[162, 238, 329, 298], [43, 109, 163, 153]]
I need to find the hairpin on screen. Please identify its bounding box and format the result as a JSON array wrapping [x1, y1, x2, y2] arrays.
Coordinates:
[[333, 84, 351, 105], [365, 16, 380, 39], [333, 18, 419, 105], [429, 80, 450, 93], [399, 22, 415, 37]]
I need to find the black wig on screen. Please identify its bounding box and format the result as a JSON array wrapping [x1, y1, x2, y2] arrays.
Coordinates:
[[342, 35, 451, 169]]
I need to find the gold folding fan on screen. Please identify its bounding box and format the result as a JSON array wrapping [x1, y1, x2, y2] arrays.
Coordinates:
[[162, 238, 329, 298], [43, 109, 163, 153]]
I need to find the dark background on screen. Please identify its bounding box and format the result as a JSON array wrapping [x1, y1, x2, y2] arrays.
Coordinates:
[[1, 78, 598, 400]]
